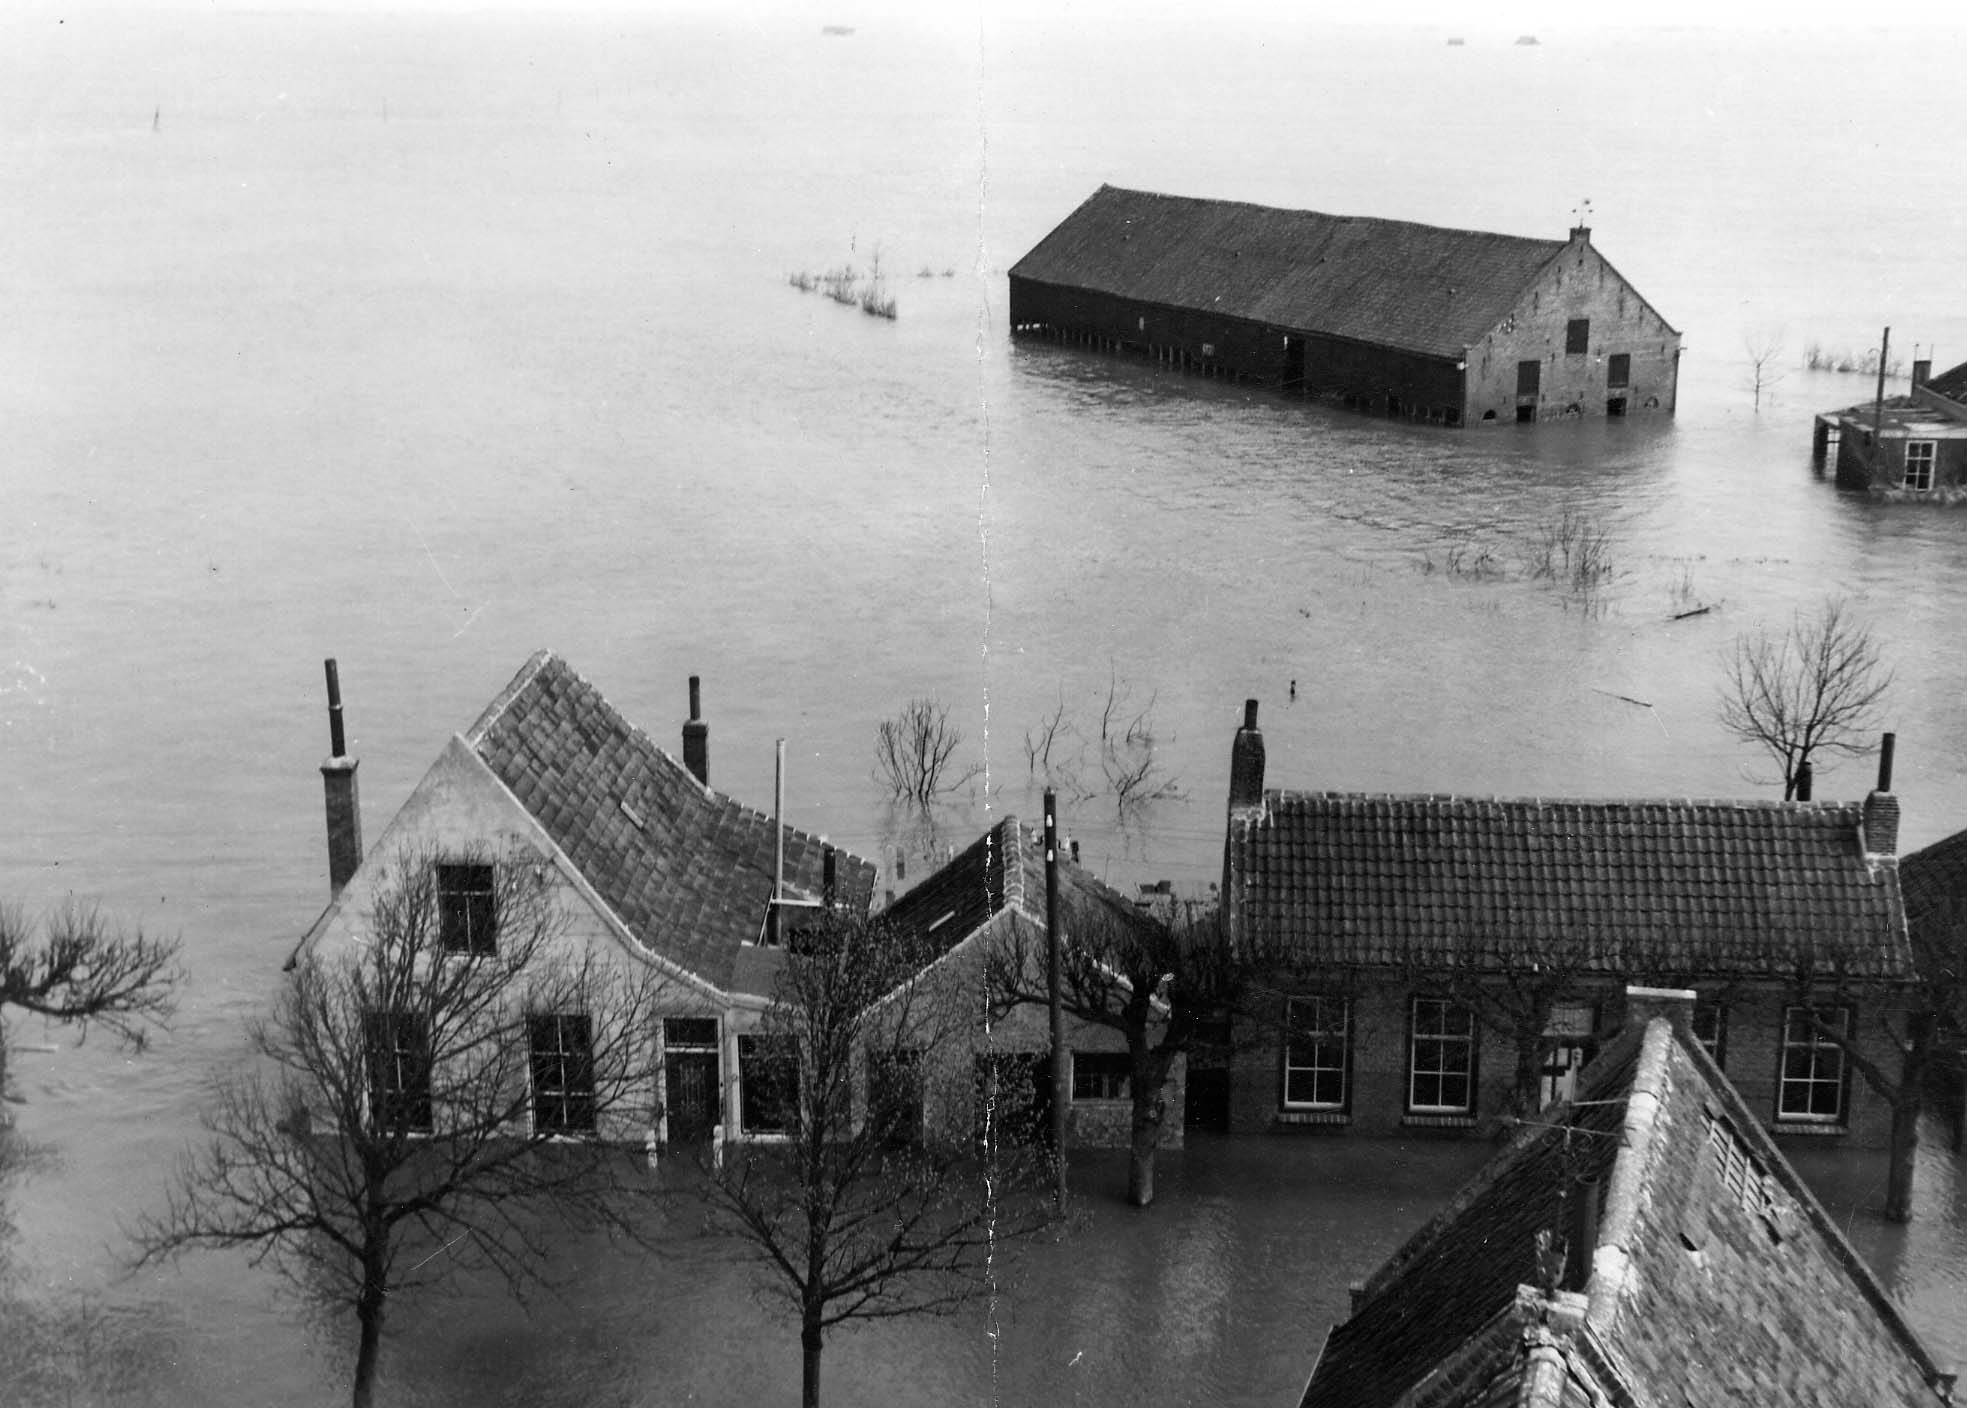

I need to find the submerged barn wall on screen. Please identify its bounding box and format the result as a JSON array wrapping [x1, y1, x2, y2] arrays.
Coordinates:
[[1465, 236, 1680, 424]]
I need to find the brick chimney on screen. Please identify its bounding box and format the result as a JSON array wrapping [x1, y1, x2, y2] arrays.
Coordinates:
[[319, 658, 362, 898], [682, 675, 708, 785], [1863, 732, 1899, 859], [1912, 358, 1932, 390], [1227, 698, 1265, 813]]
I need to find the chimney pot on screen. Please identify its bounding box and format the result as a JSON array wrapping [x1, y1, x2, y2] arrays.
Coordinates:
[[1794, 759, 1813, 801], [682, 676, 709, 785], [1877, 732, 1896, 793], [1912, 359, 1932, 390]]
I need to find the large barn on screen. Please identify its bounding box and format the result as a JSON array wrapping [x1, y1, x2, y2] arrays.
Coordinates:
[[1008, 186, 1681, 427]]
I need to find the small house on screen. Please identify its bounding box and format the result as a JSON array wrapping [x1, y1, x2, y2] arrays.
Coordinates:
[[1299, 990, 1956, 1407], [1009, 185, 1681, 426], [1814, 354, 1967, 498]]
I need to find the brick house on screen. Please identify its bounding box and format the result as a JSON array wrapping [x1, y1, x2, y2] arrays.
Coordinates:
[[869, 816, 1183, 1151], [294, 652, 879, 1149], [1300, 990, 1956, 1407], [1009, 185, 1680, 426], [1218, 701, 1914, 1150], [1813, 354, 1967, 498]]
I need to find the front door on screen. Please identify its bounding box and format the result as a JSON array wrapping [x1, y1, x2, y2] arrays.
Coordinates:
[[666, 1053, 719, 1141]]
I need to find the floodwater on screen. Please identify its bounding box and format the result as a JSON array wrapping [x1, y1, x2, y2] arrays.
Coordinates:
[[5, 7, 1967, 1404]]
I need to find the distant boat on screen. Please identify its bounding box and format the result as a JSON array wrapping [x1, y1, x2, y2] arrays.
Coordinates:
[[1515, 34, 1540, 45], [152, 106, 160, 132], [1446, 36, 1465, 45], [821, 25, 855, 36]]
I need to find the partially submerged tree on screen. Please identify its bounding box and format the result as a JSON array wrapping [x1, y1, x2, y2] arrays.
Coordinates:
[[988, 898, 1237, 1209], [1743, 325, 1786, 411], [0, 901, 179, 1116], [874, 697, 979, 808], [132, 848, 665, 1408], [1719, 597, 1894, 799], [700, 907, 1050, 1408]]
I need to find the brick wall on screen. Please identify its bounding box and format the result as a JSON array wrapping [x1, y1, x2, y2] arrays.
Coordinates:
[[1229, 974, 1900, 1150], [1463, 237, 1679, 424]]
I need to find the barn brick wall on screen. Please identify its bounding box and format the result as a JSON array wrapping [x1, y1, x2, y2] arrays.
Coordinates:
[[1463, 237, 1679, 424]]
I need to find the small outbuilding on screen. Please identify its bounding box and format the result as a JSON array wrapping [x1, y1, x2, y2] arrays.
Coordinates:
[[1815, 354, 1967, 498], [1009, 185, 1681, 426]]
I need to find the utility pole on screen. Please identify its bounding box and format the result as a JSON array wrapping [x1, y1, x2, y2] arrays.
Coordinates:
[[1873, 325, 1891, 476], [1045, 789, 1067, 1209]]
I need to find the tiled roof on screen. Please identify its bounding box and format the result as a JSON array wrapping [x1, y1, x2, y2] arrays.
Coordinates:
[[466, 652, 875, 993], [1228, 791, 1911, 980], [1304, 1011, 1951, 1407], [1009, 186, 1574, 360], [878, 816, 1149, 957], [1925, 357, 1967, 404]]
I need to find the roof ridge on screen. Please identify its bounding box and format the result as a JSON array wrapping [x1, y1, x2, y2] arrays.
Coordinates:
[[1094, 183, 1567, 250], [464, 649, 556, 745], [1273, 788, 1865, 813]]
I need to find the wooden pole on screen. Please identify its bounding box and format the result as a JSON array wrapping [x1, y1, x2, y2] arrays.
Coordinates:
[[1045, 789, 1067, 1209], [1873, 325, 1891, 475], [770, 739, 785, 947]]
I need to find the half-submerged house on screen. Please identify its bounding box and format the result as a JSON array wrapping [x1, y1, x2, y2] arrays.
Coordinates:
[[296, 652, 878, 1149], [1814, 354, 1967, 498], [297, 654, 1166, 1153], [1218, 702, 1913, 1149], [1009, 185, 1681, 426], [1299, 990, 1956, 1407]]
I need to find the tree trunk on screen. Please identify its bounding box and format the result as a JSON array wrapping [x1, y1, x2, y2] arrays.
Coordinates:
[[1127, 1095, 1162, 1209], [351, 1282, 385, 1408], [801, 1315, 823, 1408], [1885, 1092, 1921, 1223]]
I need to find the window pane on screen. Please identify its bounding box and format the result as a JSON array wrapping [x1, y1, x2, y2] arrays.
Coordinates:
[[437, 863, 497, 954], [530, 1013, 596, 1133], [664, 1017, 719, 1049], [739, 1034, 798, 1135], [365, 1010, 433, 1134], [1284, 997, 1348, 1109]]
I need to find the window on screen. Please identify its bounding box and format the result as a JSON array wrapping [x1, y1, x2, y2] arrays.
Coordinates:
[[1516, 359, 1542, 396], [662, 1017, 720, 1142], [1283, 997, 1349, 1110], [364, 1010, 432, 1134], [1072, 1052, 1131, 1102], [1538, 1003, 1597, 1109], [868, 1047, 925, 1145], [1692, 1001, 1727, 1069], [529, 1013, 596, 1134], [1778, 1006, 1850, 1124], [1409, 998, 1477, 1114], [437, 862, 497, 954], [1566, 318, 1590, 355], [738, 1034, 798, 1135], [1607, 353, 1630, 388], [1905, 440, 1936, 491]]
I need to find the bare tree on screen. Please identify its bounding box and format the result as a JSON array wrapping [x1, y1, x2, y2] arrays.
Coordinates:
[[1744, 325, 1787, 411], [988, 898, 1242, 1208], [874, 697, 979, 808], [131, 847, 665, 1408], [700, 906, 1050, 1408], [1094, 667, 1183, 816], [0, 901, 179, 1116], [1719, 597, 1894, 799]]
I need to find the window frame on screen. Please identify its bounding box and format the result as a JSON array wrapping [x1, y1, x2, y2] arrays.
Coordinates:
[[737, 1033, 799, 1137], [1408, 997, 1478, 1116], [528, 1012, 597, 1136], [1282, 996, 1350, 1112], [364, 1009, 433, 1135], [1776, 1005, 1852, 1125], [436, 861, 498, 955], [1904, 439, 1937, 491], [1606, 352, 1631, 389], [1565, 318, 1590, 355], [1516, 359, 1542, 397], [1071, 1051, 1132, 1103]]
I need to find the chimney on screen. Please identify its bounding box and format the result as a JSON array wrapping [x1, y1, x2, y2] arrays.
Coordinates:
[[1227, 698, 1266, 813], [1794, 758, 1813, 801], [319, 658, 362, 897], [1624, 985, 1695, 1033], [1565, 1175, 1602, 1293], [1912, 358, 1932, 390], [1569, 224, 1591, 244], [822, 843, 837, 910], [1864, 732, 1899, 858], [682, 675, 709, 785]]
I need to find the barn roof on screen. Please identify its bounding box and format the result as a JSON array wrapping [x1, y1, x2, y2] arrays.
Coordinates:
[[1008, 185, 1574, 359], [466, 651, 876, 994], [1226, 791, 1911, 980]]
